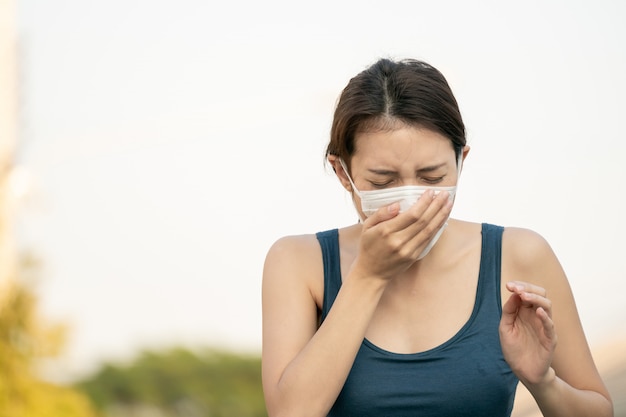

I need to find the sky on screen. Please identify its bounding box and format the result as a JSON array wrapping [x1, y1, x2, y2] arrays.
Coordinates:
[[12, 0, 626, 381]]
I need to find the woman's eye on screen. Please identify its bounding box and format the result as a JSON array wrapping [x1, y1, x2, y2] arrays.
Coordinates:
[[422, 176, 444, 185], [369, 180, 394, 188]]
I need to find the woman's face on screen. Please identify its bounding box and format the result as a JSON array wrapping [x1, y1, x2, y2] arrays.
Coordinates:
[[333, 125, 467, 220]]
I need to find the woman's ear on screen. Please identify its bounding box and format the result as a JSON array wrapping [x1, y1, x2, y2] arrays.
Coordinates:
[[460, 145, 470, 173], [327, 155, 353, 192], [462, 145, 471, 161]]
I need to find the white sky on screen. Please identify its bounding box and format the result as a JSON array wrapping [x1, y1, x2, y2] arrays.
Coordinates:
[[14, 0, 626, 381]]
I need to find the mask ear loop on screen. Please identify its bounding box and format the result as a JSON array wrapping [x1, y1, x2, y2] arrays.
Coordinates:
[[338, 158, 367, 223], [338, 158, 362, 196], [455, 153, 463, 186]]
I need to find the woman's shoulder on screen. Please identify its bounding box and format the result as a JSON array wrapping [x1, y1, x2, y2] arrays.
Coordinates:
[[451, 219, 558, 274], [501, 226, 554, 262], [499, 225, 562, 287], [265, 232, 323, 262], [264, 229, 343, 275], [265, 224, 358, 257], [263, 232, 328, 307]]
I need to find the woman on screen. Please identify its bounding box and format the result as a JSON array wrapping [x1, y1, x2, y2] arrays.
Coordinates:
[[261, 58, 612, 417]]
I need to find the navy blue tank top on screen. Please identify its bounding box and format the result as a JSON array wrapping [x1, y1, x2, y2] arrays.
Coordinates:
[[316, 223, 518, 417]]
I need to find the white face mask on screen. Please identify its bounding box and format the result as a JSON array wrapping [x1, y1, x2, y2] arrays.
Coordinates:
[[339, 156, 462, 260]]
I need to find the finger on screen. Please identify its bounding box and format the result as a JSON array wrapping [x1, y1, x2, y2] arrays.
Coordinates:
[[407, 192, 452, 242], [536, 307, 557, 340], [363, 202, 401, 228], [366, 190, 451, 260], [500, 293, 522, 327], [385, 192, 451, 257], [506, 281, 547, 298], [519, 291, 553, 317], [392, 190, 451, 235]]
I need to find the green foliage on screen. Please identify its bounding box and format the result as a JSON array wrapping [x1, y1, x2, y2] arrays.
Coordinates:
[[75, 347, 268, 417], [0, 273, 100, 417]]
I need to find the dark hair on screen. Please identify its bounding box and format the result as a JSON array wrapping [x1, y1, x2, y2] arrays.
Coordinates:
[[326, 58, 466, 166]]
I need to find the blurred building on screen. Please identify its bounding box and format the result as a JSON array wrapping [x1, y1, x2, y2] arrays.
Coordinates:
[[0, 0, 19, 303]]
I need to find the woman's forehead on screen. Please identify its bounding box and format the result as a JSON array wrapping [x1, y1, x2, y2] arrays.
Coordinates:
[[353, 126, 455, 162]]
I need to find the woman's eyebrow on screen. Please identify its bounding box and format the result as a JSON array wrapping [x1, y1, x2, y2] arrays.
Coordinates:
[[367, 162, 447, 176], [415, 162, 447, 174], [367, 168, 397, 176]]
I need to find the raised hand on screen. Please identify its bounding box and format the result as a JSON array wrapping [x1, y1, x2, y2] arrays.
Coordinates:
[[499, 281, 558, 387]]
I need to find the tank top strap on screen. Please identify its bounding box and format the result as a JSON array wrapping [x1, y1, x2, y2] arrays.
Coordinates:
[[316, 229, 341, 321], [477, 223, 505, 315]]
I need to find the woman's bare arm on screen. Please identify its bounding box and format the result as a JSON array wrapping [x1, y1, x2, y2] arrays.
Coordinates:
[[501, 228, 613, 417], [261, 234, 387, 417]]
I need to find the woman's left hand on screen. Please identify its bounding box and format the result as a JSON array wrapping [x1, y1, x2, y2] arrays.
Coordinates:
[[499, 281, 558, 387]]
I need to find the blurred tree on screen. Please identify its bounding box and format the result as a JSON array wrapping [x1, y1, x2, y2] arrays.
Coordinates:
[[1, 0, 97, 413], [0, 253, 101, 417], [75, 347, 267, 417]]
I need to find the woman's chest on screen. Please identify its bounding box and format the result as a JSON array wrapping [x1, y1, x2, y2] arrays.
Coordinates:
[[329, 332, 518, 417], [365, 263, 480, 354]]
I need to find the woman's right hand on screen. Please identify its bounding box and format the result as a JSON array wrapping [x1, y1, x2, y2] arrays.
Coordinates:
[[351, 189, 453, 282]]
